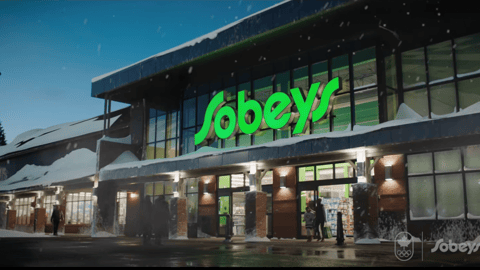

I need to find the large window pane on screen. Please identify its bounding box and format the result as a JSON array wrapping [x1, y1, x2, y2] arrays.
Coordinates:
[[404, 88, 429, 117], [316, 164, 334, 180], [164, 182, 174, 195], [427, 40, 454, 84], [156, 114, 166, 141], [224, 137, 236, 149], [154, 182, 164, 195], [183, 98, 196, 128], [166, 139, 177, 158], [78, 201, 84, 224], [430, 83, 456, 116], [239, 134, 251, 147], [166, 112, 177, 139], [465, 172, 480, 218], [197, 94, 209, 126], [455, 33, 480, 78], [312, 61, 328, 85], [313, 118, 329, 134], [224, 86, 236, 102], [262, 171, 273, 185], [385, 53, 397, 89], [332, 54, 350, 94], [254, 129, 273, 145], [409, 176, 436, 220], [254, 77, 273, 129], [294, 66, 309, 92], [408, 153, 433, 175], [353, 47, 377, 89], [187, 193, 198, 223], [182, 128, 195, 155], [146, 143, 155, 160], [276, 71, 290, 94], [436, 174, 465, 219], [434, 150, 461, 173], [387, 89, 399, 121], [219, 175, 230, 189], [333, 94, 351, 131], [147, 117, 156, 143], [186, 178, 198, 193], [354, 88, 379, 126], [155, 141, 165, 159], [276, 126, 291, 140], [218, 196, 230, 215], [299, 166, 315, 182], [335, 163, 354, 178], [402, 47, 427, 88], [239, 82, 251, 97], [464, 145, 480, 170], [458, 78, 480, 110], [231, 174, 244, 188]]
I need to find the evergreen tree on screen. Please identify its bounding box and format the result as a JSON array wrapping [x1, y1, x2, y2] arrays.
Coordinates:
[[0, 121, 6, 146]]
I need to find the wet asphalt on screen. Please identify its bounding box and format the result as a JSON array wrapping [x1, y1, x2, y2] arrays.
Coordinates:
[[0, 236, 479, 267]]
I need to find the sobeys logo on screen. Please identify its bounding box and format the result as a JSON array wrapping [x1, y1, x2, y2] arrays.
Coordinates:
[[194, 77, 342, 145]]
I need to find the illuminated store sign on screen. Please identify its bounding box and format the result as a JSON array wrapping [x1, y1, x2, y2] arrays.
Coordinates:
[[195, 77, 342, 145]]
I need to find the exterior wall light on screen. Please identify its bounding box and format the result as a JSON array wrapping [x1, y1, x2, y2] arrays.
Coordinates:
[[280, 176, 286, 188], [203, 182, 209, 194], [250, 163, 257, 175], [130, 193, 138, 199], [385, 165, 393, 181]]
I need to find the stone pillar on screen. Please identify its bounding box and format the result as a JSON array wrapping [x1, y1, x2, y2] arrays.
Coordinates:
[[34, 208, 46, 233], [352, 183, 380, 244], [198, 176, 216, 237], [245, 191, 269, 242], [6, 209, 16, 230], [96, 181, 118, 234], [0, 202, 7, 229], [169, 197, 188, 240]]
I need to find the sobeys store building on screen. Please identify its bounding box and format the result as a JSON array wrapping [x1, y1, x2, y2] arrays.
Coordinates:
[[2, 0, 480, 243]]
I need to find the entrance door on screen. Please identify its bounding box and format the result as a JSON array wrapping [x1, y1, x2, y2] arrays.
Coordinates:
[[299, 187, 319, 237], [232, 192, 246, 236]]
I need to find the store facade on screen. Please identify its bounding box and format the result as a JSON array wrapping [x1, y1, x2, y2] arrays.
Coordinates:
[[2, 0, 480, 242]]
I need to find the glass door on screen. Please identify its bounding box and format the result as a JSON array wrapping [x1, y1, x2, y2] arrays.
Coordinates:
[[232, 192, 246, 236], [299, 188, 319, 238]]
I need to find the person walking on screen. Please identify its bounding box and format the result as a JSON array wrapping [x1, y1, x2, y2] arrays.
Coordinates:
[[304, 207, 315, 242], [51, 205, 64, 236], [315, 198, 327, 242]]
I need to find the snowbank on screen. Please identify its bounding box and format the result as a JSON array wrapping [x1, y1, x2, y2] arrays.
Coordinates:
[[244, 237, 271, 243], [355, 238, 381, 244], [0, 148, 96, 192], [92, 231, 117, 238]]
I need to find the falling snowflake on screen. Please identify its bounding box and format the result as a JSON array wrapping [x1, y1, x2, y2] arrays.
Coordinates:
[[340, 21, 344, 27], [365, 5, 368, 10], [188, 66, 193, 74], [166, 74, 169, 79]]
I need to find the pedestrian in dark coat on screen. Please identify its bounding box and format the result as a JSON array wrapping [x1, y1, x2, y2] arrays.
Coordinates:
[[153, 197, 170, 245], [51, 205, 64, 236], [304, 207, 316, 242], [315, 198, 326, 242]]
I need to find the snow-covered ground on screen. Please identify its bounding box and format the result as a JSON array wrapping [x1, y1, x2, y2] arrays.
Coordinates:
[[0, 229, 57, 238]]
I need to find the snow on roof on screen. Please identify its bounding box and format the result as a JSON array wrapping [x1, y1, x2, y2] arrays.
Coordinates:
[[107, 150, 139, 166], [99, 102, 480, 177], [99, 135, 131, 145], [0, 115, 121, 158], [91, 0, 291, 83], [0, 148, 96, 192]]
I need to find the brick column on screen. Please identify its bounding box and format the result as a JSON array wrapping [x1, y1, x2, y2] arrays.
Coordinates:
[[272, 166, 297, 239], [0, 202, 7, 229], [168, 197, 188, 240], [245, 191, 269, 242], [198, 176, 216, 237], [34, 208, 46, 233], [6, 209, 16, 230]]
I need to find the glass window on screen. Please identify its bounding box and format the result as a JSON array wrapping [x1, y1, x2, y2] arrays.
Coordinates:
[[166, 139, 177, 158], [187, 193, 198, 223], [408, 153, 433, 175], [464, 145, 480, 170], [156, 114, 166, 141], [387, 89, 399, 121], [312, 61, 328, 86], [335, 163, 354, 178], [224, 86, 236, 102], [266, 193, 273, 214], [186, 178, 198, 193], [147, 117, 156, 143], [262, 171, 273, 185], [276, 71, 291, 94], [427, 40, 454, 84], [276, 126, 291, 139], [465, 173, 480, 218], [166, 112, 177, 139], [316, 164, 334, 180], [430, 83, 456, 116], [299, 166, 315, 182], [197, 94, 209, 126], [164, 182, 174, 195], [353, 47, 377, 89], [436, 174, 465, 219], [254, 76, 273, 105], [434, 150, 461, 173], [402, 47, 427, 88], [404, 88, 429, 117], [409, 176, 436, 220], [146, 143, 155, 160], [231, 174, 245, 188], [183, 98, 196, 128], [182, 127, 195, 155], [313, 118, 329, 134], [155, 141, 165, 159], [65, 192, 92, 225], [239, 82, 251, 97], [455, 33, 480, 78], [458, 78, 480, 110], [332, 54, 350, 94], [239, 134, 251, 147], [154, 182, 164, 195], [218, 196, 230, 215], [333, 94, 351, 131], [219, 175, 230, 189], [385, 53, 397, 89], [254, 129, 273, 145], [354, 88, 379, 126], [293, 66, 309, 92]]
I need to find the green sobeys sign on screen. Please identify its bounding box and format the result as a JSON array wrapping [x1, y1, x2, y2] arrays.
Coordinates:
[[195, 77, 342, 145]]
